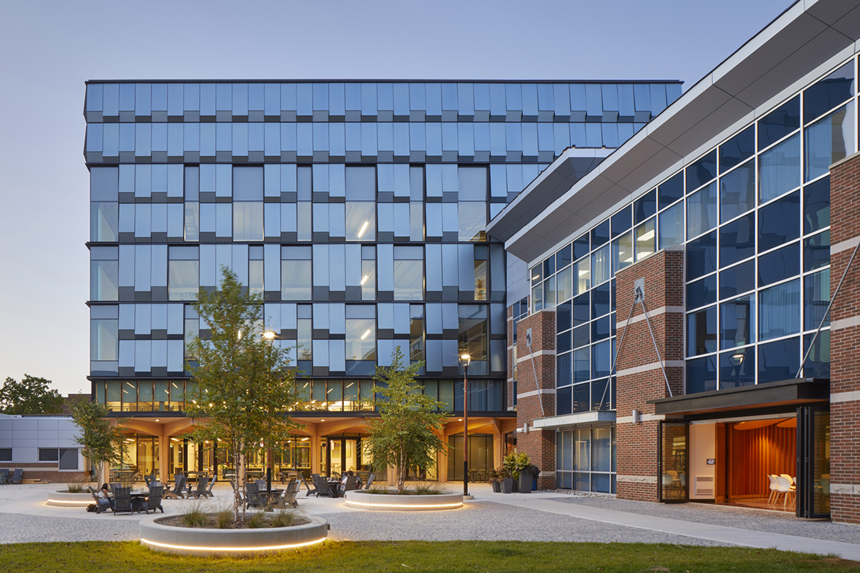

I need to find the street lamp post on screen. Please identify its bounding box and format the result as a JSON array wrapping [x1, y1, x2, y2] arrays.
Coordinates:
[[459, 354, 471, 498]]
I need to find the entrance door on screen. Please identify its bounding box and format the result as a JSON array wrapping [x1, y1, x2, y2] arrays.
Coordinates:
[[322, 437, 361, 477], [659, 422, 688, 502], [797, 405, 830, 518]]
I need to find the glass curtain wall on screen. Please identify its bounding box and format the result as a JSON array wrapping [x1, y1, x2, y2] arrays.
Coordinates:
[[534, 58, 854, 403]]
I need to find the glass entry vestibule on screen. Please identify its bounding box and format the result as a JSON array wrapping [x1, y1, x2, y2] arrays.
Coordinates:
[[320, 435, 369, 478], [654, 379, 830, 518]]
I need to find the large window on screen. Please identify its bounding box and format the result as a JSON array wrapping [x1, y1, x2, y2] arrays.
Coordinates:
[[393, 246, 423, 301], [281, 246, 312, 300]]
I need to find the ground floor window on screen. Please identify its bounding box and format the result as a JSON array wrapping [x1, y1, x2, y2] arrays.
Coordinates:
[[556, 425, 616, 493], [448, 434, 493, 481]]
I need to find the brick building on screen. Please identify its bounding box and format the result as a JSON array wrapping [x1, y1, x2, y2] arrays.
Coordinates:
[[489, 0, 860, 521]]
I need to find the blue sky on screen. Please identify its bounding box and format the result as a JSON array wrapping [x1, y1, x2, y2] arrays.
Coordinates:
[[0, 0, 792, 395]]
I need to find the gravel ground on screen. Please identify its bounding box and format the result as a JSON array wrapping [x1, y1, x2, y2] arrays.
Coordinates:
[[317, 501, 725, 545], [0, 513, 141, 544], [549, 495, 860, 545]]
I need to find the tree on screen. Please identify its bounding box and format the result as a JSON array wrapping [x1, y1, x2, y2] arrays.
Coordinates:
[[364, 348, 449, 493], [0, 375, 64, 415], [70, 400, 126, 485], [184, 267, 301, 523]]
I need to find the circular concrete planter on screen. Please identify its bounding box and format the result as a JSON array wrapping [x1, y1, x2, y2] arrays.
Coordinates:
[[344, 490, 464, 511], [46, 491, 93, 507], [139, 514, 329, 556]]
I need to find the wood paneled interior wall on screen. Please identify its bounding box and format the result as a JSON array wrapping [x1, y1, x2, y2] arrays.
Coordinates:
[[728, 423, 795, 498]]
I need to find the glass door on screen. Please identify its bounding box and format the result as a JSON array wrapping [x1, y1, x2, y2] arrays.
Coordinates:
[[660, 422, 688, 502], [797, 405, 830, 518]]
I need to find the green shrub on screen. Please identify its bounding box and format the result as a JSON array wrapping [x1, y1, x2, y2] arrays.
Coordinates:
[[177, 500, 208, 528], [246, 511, 268, 529], [271, 509, 299, 528], [411, 483, 448, 495], [66, 482, 85, 493], [215, 507, 234, 529]]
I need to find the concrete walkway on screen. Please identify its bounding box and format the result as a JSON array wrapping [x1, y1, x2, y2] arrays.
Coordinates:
[[0, 483, 858, 561], [485, 491, 860, 561]]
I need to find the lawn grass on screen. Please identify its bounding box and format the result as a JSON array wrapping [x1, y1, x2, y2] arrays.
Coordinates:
[[0, 541, 856, 572]]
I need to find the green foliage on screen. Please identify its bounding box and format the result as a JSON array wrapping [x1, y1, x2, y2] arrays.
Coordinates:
[[364, 348, 449, 493], [407, 483, 449, 495], [70, 400, 126, 485], [245, 511, 268, 529], [270, 508, 301, 527], [216, 506, 234, 529], [0, 540, 845, 573], [504, 450, 534, 480], [184, 267, 301, 523], [177, 500, 208, 528], [0, 375, 64, 415], [66, 482, 85, 493]]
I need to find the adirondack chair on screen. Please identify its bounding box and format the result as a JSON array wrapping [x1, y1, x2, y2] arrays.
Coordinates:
[[304, 474, 319, 496], [187, 475, 209, 499], [363, 473, 375, 490], [202, 474, 217, 497], [164, 474, 186, 499], [88, 486, 113, 514], [244, 482, 264, 508], [112, 486, 134, 516], [8, 469, 22, 485], [141, 485, 164, 514], [283, 480, 300, 508]]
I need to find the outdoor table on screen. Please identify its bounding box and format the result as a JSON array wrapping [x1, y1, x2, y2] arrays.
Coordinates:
[[129, 492, 148, 513], [262, 488, 284, 507]]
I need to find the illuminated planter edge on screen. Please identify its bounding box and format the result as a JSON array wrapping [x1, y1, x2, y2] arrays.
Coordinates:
[[139, 514, 329, 556], [344, 490, 464, 511], [46, 492, 94, 507]]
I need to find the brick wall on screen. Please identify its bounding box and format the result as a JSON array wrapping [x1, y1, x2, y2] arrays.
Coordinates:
[[515, 309, 556, 489], [828, 152, 860, 524], [615, 249, 685, 502], [0, 462, 89, 484]]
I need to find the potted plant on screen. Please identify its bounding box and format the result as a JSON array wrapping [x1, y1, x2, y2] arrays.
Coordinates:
[[488, 468, 501, 493], [498, 467, 514, 494], [519, 463, 540, 494]]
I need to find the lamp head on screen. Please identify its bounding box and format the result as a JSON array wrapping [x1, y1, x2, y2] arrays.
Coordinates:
[[459, 354, 471, 368], [262, 331, 277, 340]]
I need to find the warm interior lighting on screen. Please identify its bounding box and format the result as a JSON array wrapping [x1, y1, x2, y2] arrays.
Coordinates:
[[360, 274, 369, 285], [171, 382, 178, 389], [777, 418, 798, 429], [734, 419, 783, 431], [301, 437, 309, 441], [360, 329, 371, 339], [320, 419, 325, 422], [578, 270, 589, 277], [458, 418, 463, 422], [155, 419, 159, 422], [638, 230, 655, 241], [357, 221, 369, 238]]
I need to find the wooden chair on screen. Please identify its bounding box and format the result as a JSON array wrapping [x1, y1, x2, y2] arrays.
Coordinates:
[[112, 486, 134, 516], [283, 480, 300, 508], [142, 485, 164, 514], [164, 474, 186, 499]]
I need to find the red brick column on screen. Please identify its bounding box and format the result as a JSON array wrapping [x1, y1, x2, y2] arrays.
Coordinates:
[[827, 152, 860, 523], [614, 249, 685, 502], [515, 309, 556, 489]]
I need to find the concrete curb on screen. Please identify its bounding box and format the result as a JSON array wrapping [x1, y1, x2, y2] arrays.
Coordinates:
[[139, 514, 329, 556], [344, 490, 464, 511], [46, 492, 93, 508]]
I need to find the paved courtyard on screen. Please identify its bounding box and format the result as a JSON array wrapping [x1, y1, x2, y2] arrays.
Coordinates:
[[0, 483, 858, 560]]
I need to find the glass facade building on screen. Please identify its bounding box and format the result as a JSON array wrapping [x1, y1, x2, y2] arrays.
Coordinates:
[[84, 80, 680, 480], [504, 47, 855, 503]]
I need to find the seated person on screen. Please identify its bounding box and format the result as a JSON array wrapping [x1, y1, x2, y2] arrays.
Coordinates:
[[96, 483, 114, 509], [338, 471, 358, 495]]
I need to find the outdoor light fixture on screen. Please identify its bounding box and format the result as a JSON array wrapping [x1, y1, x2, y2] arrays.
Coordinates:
[[732, 352, 745, 365], [458, 353, 471, 498], [262, 330, 276, 340], [357, 221, 369, 238]]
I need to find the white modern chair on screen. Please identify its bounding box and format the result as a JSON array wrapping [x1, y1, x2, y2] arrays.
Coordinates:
[[767, 475, 780, 504], [775, 475, 795, 507]]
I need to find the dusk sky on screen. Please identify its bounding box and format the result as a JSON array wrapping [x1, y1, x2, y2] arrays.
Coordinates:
[[0, 0, 792, 396]]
